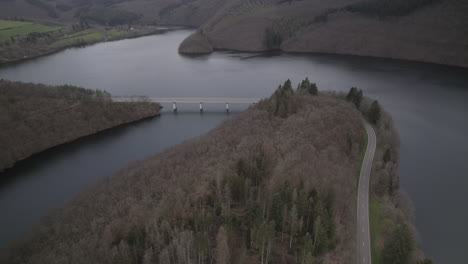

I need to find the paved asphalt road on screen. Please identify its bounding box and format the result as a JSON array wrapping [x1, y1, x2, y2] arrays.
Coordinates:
[[357, 121, 377, 264]]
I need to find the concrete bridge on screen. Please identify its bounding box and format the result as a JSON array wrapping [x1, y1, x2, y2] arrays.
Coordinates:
[[112, 97, 263, 113]]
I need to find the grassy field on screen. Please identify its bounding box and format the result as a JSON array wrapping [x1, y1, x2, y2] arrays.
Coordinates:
[[0, 20, 33, 29], [369, 195, 381, 264], [0, 22, 161, 64], [0, 20, 60, 40], [106, 28, 126, 38], [50, 29, 103, 47]]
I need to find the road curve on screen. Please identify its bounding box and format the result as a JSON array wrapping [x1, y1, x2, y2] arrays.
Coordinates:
[[357, 121, 377, 264]]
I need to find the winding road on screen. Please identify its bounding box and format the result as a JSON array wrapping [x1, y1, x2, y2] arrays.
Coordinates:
[[357, 121, 377, 264]]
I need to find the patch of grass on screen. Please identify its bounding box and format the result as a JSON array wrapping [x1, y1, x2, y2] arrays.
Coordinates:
[[369, 194, 383, 264], [0, 21, 60, 40], [0, 20, 33, 30], [50, 29, 103, 47], [106, 29, 126, 38], [65, 29, 101, 39], [369, 194, 397, 264]]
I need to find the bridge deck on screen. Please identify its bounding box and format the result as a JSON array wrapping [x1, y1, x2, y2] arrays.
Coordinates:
[[112, 97, 262, 104]]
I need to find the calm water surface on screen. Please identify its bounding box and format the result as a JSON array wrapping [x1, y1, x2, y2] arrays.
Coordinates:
[[1, 29, 467, 263]]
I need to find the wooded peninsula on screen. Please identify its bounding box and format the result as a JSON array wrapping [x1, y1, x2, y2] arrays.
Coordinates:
[[2, 80, 430, 264]]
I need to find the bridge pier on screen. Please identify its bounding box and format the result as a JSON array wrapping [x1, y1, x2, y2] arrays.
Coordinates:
[[111, 98, 263, 113]]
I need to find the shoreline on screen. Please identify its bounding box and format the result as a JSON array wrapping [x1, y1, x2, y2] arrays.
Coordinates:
[[0, 80, 163, 175], [185, 46, 468, 70], [4, 26, 465, 70], [0, 111, 161, 179], [178, 28, 468, 69], [0, 26, 185, 67]]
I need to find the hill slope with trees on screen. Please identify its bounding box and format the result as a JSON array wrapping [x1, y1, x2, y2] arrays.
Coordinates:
[[2, 80, 430, 263], [0, 80, 161, 172], [179, 0, 468, 68], [1, 0, 466, 67], [0, 0, 226, 26]]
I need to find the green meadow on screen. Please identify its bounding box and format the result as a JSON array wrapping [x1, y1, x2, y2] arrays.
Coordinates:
[[50, 29, 103, 47], [0, 20, 60, 40]]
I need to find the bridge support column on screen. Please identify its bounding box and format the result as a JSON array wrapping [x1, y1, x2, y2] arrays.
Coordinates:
[[173, 102, 177, 113], [200, 102, 203, 113], [226, 102, 229, 113]]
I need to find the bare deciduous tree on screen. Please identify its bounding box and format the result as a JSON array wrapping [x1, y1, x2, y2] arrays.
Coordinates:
[[216, 226, 230, 264]]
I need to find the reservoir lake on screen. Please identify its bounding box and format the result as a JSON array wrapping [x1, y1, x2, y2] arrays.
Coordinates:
[[1, 29, 467, 263]]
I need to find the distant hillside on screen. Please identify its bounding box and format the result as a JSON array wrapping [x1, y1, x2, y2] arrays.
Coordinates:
[[0, 0, 226, 26], [2, 0, 465, 67], [0, 0, 53, 21], [179, 0, 468, 68], [3, 80, 430, 264], [0, 19, 164, 64], [0, 80, 161, 172]]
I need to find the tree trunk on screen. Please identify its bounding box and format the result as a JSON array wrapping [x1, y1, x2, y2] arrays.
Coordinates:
[[289, 232, 293, 249], [260, 239, 265, 264], [281, 205, 287, 242], [266, 239, 272, 264]]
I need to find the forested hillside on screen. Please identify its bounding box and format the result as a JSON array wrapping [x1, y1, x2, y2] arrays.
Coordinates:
[[2, 80, 429, 263], [0, 80, 161, 172], [179, 0, 468, 68]]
